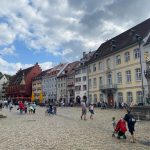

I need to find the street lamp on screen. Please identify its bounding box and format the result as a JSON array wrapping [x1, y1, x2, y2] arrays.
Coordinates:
[[136, 34, 145, 105]]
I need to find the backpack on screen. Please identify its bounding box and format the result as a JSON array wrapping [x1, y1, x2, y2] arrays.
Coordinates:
[[129, 114, 136, 125]]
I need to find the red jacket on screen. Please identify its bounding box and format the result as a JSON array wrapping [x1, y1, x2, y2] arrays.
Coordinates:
[[19, 102, 24, 109], [115, 119, 127, 133]]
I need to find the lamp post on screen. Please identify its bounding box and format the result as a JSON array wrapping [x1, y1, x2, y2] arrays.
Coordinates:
[[136, 34, 145, 104]]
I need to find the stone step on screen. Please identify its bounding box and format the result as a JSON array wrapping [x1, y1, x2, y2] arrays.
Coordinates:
[[0, 114, 7, 118]]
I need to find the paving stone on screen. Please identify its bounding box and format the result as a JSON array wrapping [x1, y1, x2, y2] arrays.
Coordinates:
[[0, 107, 149, 150]]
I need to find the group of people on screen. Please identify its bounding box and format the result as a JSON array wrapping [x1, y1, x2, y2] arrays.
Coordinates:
[[112, 109, 136, 143], [80, 100, 136, 143], [81, 100, 95, 120], [17, 101, 36, 114]]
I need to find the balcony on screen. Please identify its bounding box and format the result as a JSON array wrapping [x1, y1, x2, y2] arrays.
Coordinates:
[[100, 84, 117, 93]]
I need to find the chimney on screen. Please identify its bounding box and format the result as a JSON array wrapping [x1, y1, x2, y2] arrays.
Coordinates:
[[83, 52, 86, 57]]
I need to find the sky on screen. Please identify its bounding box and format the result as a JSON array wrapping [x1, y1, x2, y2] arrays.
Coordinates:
[[0, 0, 150, 75]]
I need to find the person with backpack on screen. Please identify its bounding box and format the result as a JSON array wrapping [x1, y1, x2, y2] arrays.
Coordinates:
[[124, 109, 136, 143]]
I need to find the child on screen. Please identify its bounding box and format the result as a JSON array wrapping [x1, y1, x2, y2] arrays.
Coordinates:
[[112, 117, 116, 137], [89, 103, 94, 119], [115, 118, 127, 139]]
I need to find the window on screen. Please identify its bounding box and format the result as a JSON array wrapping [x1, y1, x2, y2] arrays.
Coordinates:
[[107, 59, 111, 68], [118, 92, 123, 102], [126, 70, 131, 83], [82, 67, 86, 73], [136, 91, 142, 103], [75, 86, 81, 91], [100, 94, 103, 102], [89, 79, 92, 89], [116, 55, 121, 65], [83, 85, 87, 91], [134, 48, 140, 59], [127, 92, 133, 104], [89, 94, 92, 103], [94, 94, 97, 104], [125, 52, 130, 62], [83, 76, 86, 81], [93, 64, 96, 72], [93, 78, 97, 88], [88, 65, 91, 73], [75, 77, 81, 82], [135, 68, 141, 81], [117, 72, 122, 84], [107, 74, 112, 85], [99, 77, 103, 86], [99, 62, 103, 70]]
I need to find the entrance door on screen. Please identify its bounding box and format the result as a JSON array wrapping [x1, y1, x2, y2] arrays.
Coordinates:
[[107, 93, 114, 106]]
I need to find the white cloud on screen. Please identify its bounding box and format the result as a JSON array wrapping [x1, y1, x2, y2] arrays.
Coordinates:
[[0, 57, 54, 75], [0, 45, 17, 56], [0, 0, 150, 74]]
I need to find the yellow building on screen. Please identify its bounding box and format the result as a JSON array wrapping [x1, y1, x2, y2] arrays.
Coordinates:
[[32, 69, 51, 103], [88, 18, 150, 106]]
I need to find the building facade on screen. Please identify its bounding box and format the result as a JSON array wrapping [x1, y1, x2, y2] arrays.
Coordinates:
[[75, 51, 95, 104], [6, 63, 42, 101], [88, 18, 150, 106], [42, 64, 67, 103], [66, 61, 80, 104], [57, 61, 79, 104], [32, 69, 51, 103], [0, 75, 9, 100]]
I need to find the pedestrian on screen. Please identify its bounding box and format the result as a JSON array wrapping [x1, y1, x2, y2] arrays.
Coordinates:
[[115, 118, 127, 139], [9, 102, 13, 112], [81, 100, 87, 120], [112, 117, 116, 137], [89, 103, 94, 120], [124, 109, 136, 143], [32, 102, 36, 114], [18, 101, 24, 114], [0, 100, 2, 111]]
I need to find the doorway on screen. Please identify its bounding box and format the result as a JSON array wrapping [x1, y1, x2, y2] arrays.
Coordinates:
[[107, 93, 114, 106]]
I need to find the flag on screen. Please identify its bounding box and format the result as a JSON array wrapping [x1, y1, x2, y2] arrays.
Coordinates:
[[31, 91, 35, 102], [39, 91, 43, 104]]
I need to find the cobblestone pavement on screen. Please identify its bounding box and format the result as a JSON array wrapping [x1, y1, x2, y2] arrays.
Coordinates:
[[0, 107, 150, 150]]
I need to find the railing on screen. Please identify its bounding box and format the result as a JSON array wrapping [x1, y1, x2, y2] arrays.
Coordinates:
[[100, 84, 117, 90]]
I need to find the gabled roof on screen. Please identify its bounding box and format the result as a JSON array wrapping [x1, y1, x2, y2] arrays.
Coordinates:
[[9, 66, 34, 85], [44, 63, 66, 77], [32, 69, 52, 81], [89, 18, 150, 63], [58, 61, 80, 77]]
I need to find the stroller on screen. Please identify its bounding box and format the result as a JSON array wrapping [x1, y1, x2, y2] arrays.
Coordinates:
[[112, 118, 127, 139], [46, 104, 57, 115]]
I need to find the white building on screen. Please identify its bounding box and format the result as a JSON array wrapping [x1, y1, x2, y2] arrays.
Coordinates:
[[0, 75, 9, 100], [42, 63, 67, 103], [75, 51, 95, 104]]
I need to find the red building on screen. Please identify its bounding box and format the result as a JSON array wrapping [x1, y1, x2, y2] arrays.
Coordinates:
[[6, 63, 42, 101]]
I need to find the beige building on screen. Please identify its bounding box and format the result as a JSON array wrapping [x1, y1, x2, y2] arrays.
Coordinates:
[[88, 18, 150, 106], [57, 61, 80, 104]]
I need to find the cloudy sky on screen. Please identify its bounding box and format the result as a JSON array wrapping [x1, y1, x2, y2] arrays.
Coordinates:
[[0, 0, 150, 75]]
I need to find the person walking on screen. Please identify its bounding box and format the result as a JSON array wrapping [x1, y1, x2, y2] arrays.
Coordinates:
[[9, 102, 13, 112], [32, 102, 36, 114], [124, 109, 136, 143], [89, 103, 94, 120], [81, 100, 87, 120]]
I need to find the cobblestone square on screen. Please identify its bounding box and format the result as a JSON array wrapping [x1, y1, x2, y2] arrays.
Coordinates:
[[0, 107, 150, 150]]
